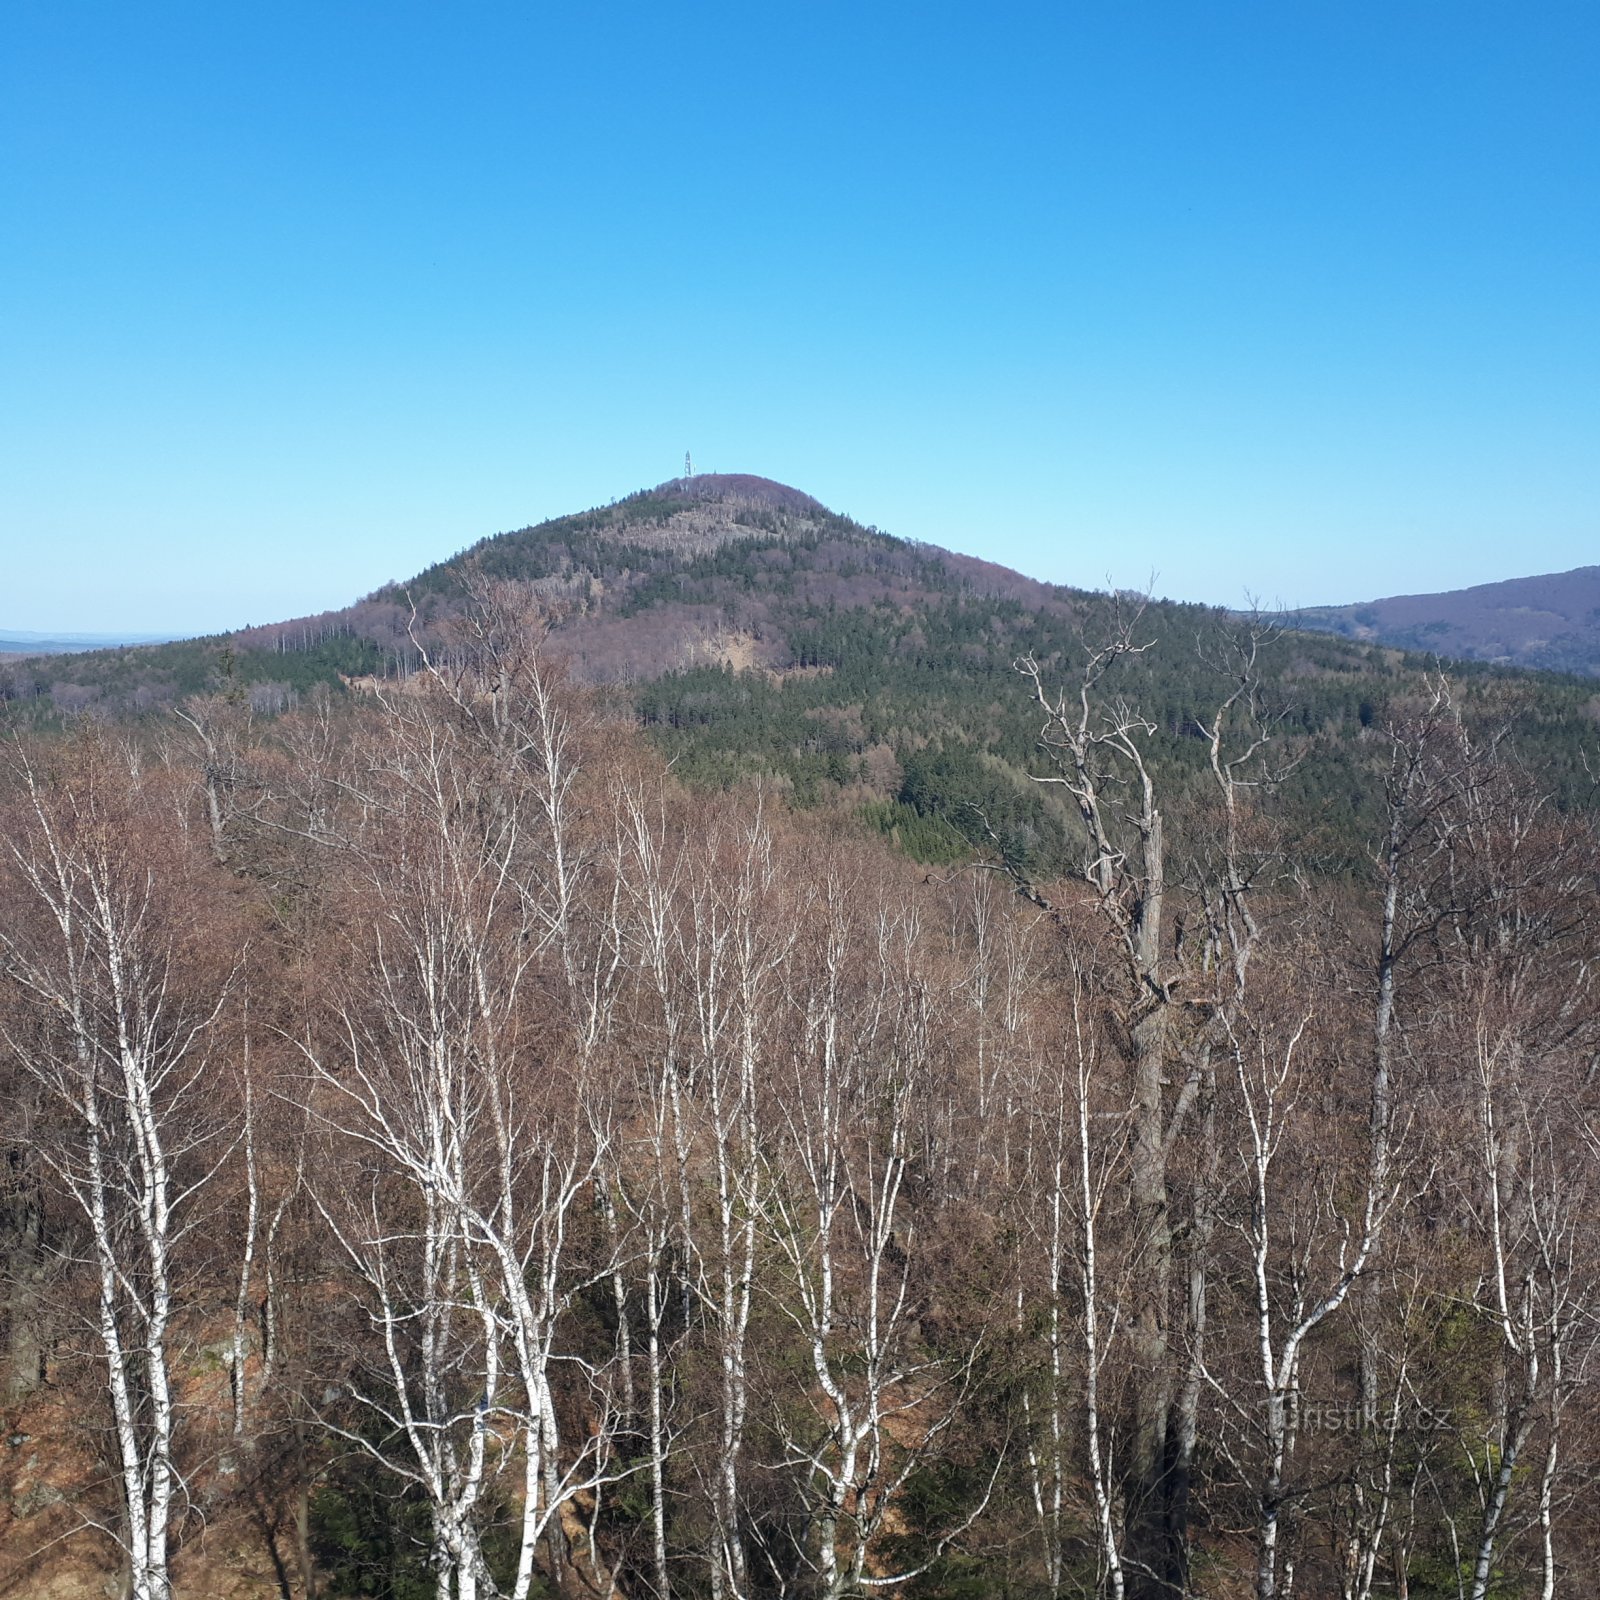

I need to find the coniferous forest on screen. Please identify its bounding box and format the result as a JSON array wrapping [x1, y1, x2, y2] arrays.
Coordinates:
[[3, 563, 1598, 1600]]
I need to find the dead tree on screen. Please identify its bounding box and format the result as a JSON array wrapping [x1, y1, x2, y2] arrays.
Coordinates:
[[1012, 605, 1288, 1598]]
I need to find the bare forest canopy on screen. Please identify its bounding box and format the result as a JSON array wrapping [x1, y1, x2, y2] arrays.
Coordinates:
[[2, 568, 1600, 1600], [4, 475, 1599, 880]]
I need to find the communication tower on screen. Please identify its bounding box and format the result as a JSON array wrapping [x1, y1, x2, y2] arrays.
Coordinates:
[[685, 451, 694, 481]]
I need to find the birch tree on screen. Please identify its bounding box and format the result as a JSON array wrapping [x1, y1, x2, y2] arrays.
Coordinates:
[[0, 744, 237, 1600], [301, 646, 621, 1600], [1450, 779, 1600, 1600], [682, 806, 792, 1600], [1215, 991, 1396, 1600], [1014, 959, 1129, 1600], [763, 875, 994, 1597]]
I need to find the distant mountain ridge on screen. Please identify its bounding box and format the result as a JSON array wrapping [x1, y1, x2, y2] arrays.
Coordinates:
[[1291, 565, 1600, 677], [0, 629, 175, 655]]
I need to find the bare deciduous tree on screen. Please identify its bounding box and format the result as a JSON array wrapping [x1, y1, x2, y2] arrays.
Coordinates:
[[0, 744, 237, 1600]]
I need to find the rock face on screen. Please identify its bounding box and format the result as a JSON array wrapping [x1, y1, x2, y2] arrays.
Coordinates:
[[1291, 565, 1600, 676]]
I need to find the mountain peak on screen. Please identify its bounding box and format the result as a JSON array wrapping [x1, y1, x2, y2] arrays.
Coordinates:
[[653, 473, 828, 515]]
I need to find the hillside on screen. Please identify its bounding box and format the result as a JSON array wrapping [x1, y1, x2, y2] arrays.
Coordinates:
[[1291, 564, 1600, 676], [4, 475, 1597, 869], [4, 483, 1600, 1600]]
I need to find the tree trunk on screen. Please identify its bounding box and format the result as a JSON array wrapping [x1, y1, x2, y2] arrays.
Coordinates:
[[2, 1161, 45, 1401], [1125, 1001, 1180, 1600]]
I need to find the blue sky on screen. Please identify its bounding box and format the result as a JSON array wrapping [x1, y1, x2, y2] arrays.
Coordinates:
[[3, 2, 1596, 634]]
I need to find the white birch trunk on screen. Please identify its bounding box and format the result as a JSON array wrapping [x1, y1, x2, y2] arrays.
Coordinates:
[[2, 762, 233, 1600]]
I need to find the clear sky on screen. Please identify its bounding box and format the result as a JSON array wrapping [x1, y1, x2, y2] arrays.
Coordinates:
[[3, 2, 1596, 635]]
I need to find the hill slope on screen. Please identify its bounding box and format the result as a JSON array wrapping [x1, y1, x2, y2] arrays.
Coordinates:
[[1291, 565, 1600, 676], [4, 476, 1597, 867]]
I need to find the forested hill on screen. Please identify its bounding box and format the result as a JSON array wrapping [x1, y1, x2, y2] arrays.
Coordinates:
[[4, 474, 1597, 865], [1290, 564, 1600, 676]]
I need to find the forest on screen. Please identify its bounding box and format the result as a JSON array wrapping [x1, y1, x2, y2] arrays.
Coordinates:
[[1, 580, 1598, 1600]]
